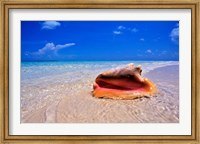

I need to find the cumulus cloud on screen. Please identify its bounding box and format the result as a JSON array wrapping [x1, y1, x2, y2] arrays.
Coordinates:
[[41, 21, 61, 30], [34, 42, 75, 55], [170, 24, 179, 43], [131, 28, 138, 32], [113, 25, 138, 35], [146, 49, 152, 53], [140, 38, 145, 41], [113, 31, 122, 35], [117, 25, 126, 30]]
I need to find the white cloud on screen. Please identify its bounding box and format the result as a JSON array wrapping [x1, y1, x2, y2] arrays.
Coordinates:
[[170, 27, 179, 43], [113, 31, 122, 35], [146, 49, 152, 53], [113, 25, 138, 35], [34, 42, 75, 55], [41, 21, 61, 30], [131, 28, 138, 32], [140, 38, 145, 41], [118, 25, 126, 30]]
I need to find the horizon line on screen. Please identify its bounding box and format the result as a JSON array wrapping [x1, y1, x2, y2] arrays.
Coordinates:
[[21, 59, 179, 62]]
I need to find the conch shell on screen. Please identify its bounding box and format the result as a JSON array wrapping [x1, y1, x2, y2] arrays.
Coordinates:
[[93, 63, 157, 100]]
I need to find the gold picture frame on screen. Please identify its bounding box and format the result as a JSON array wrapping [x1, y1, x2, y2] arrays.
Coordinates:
[[0, 0, 199, 143]]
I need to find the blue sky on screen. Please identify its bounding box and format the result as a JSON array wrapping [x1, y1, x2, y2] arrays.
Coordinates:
[[21, 21, 179, 61]]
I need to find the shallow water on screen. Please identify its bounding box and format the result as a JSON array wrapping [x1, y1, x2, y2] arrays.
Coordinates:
[[21, 61, 178, 81], [21, 61, 179, 123]]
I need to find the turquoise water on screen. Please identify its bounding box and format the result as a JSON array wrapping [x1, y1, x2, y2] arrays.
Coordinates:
[[21, 61, 179, 81]]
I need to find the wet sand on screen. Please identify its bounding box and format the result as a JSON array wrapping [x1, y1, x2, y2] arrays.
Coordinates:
[[21, 65, 179, 123]]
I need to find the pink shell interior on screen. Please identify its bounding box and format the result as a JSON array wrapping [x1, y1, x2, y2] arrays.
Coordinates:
[[93, 64, 157, 99]]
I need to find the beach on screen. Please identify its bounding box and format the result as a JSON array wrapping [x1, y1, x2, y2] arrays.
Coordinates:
[[21, 61, 179, 123]]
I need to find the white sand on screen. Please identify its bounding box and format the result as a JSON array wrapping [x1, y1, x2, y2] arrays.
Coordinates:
[[21, 65, 179, 123]]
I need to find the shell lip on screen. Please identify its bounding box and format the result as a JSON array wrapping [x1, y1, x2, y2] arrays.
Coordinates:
[[93, 63, 157, 99]]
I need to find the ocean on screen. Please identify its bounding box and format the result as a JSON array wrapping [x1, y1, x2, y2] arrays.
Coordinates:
[[21, 61, 178, 81], [21, 61, 179, 123]]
